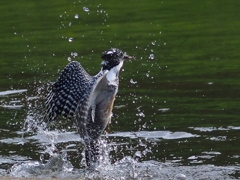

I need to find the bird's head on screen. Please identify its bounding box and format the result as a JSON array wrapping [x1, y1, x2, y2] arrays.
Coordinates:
[[101, 48, 134, 70]]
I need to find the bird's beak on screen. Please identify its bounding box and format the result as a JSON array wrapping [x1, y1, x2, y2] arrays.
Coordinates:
[[123, 54, 135, 60]]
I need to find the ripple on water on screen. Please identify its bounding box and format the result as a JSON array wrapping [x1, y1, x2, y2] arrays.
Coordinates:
[[0, 130, 197, 145], [0, 89, 27, 96], [189, 126, 240, 132], [0, 89, 28, 109], [108, 130, 198, 140]]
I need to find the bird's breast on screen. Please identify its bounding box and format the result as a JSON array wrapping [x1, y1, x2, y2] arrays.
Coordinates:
[[106, 61, 123, 85], [93, 84, 117, 125]]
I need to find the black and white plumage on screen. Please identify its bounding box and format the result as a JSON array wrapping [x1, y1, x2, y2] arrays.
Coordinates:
[[45, 48, 133, 168]]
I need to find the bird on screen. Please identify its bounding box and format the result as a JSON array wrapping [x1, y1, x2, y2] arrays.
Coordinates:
[[45, 48, 134, 168]]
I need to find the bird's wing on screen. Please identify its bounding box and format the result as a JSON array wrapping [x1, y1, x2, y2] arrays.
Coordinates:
[[75, 70, 109, 139], [45, 61, 93, 121]]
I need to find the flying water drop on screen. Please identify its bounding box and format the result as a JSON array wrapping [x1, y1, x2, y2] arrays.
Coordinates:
[[149, 54, 155, 60], [83, 7, 89, 12], [136, 112, 145, 117], [74, 14, 79, 19], [130, 79, 137, 84], [68, 37, 73, 42], [71, 52, 78, 58]]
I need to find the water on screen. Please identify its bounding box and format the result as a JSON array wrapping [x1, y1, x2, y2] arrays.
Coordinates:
[[4, 122, 239, 179], [1, 0, 240, 179]]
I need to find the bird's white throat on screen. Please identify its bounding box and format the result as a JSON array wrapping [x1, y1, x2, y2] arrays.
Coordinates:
[[106, 61, 124, 84]]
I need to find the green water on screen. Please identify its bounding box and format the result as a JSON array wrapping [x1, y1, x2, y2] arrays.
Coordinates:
[[0, 0, 240, 178]]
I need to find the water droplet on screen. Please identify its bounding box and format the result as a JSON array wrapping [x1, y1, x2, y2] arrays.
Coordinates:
[[151, 41, 156, 45], [68, 37, 73, 42], [71, 52, 78, 58], [149, 54, 155, 60], [130, 79, 137, 84], [136, 112, 145, 117], [74, 14, 79, 19], [69, 22, 72, 26], [67, 57, 72, 61], [83, 7, 89, 12]]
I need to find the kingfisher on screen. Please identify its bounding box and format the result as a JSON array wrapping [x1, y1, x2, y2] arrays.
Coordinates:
[[45, 48, 134, 168]]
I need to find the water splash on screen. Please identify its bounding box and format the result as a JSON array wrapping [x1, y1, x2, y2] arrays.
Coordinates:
[[6, 124, 239, 179], [5, 83, 238, 179], [9, 156, 238, 179], [10, 154, 74, 178]]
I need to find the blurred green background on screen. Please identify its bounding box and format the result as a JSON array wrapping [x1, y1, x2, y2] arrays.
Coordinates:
[[0, 0, 240, 174]]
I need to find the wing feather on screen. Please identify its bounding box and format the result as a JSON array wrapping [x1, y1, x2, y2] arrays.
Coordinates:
[[75, 69, 109, 139], [45, 61, 92, 121]]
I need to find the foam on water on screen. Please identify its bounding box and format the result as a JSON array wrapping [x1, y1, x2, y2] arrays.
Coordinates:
[[9, 154, 238, 180]]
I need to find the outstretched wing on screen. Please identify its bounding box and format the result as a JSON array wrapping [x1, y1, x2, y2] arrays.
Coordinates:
[[45, 61, 93, 121]]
